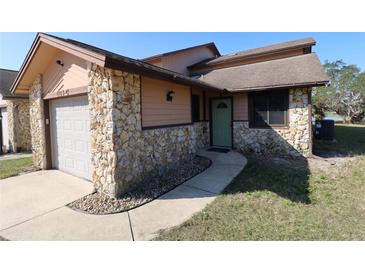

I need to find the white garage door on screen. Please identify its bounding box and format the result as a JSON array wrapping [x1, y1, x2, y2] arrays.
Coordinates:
[[50, 96, 91, 180]]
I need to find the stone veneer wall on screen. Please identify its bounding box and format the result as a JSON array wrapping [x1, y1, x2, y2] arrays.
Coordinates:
[[29, 74, 47, 169], [7, 99, 31, 152], [88, 66, 116, 195], [118, 122, 209, 193], [88, 65, 209, 196], [233, 88, 311, 157]]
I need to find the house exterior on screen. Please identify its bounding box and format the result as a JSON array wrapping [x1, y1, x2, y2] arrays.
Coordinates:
[[0, 69, 31, 154], [10, 33, 329, 197]]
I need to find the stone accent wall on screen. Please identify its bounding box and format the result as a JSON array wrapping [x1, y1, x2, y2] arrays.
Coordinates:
[[88, 65, 209, 196], [7, 99, 31, 152], [118, 121, 209, 194], [233, 88, 311, 157], [88, 66, 117, 195], [29, 74, 47, 169]]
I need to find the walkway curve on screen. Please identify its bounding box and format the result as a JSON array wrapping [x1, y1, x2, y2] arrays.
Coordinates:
[[0, 149, 247, 241]]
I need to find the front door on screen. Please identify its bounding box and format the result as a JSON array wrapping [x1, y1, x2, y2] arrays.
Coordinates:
[[211, 97, 232, 147]]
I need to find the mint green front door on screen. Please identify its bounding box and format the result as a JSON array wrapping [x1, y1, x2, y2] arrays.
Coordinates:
[[211, 98, 232, 147]]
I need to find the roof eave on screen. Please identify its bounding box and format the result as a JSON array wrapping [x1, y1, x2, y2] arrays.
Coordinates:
[[10, 33, 106, 94], [105, 56, 223, 92], [11, 33, 223, 95], [189, 42, 316, 70], [226, 81, 329, 92]]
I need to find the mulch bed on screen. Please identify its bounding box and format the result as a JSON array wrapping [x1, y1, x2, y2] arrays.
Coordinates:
[[68, 156, 211, 215]]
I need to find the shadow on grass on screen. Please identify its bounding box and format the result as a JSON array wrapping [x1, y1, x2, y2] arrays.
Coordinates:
[[224, 155, 311, 204], [225, 125, 365, 205]]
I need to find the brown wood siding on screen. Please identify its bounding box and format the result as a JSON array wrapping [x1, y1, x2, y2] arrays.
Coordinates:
[[42, 51, 88, 99], [145, 57, 163, 67], [233, 92, 248, 121], [191, 48, 305, 74], [162, 47, 217, 75], [141, 76, 191, 127]]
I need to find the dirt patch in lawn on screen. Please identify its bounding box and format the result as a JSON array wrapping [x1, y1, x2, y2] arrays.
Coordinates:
[[68, 156, 211, 215]]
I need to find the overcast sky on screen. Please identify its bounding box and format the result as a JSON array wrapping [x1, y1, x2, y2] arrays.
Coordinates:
[[1, 32, 364, 71]]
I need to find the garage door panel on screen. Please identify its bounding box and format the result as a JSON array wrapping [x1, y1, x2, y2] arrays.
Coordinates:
[[50, 96, 91, 180]]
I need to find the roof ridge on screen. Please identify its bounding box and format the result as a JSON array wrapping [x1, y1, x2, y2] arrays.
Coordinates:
[[201, 52, 317, 73], [229, 37, 315, 57], [189, 37, 316, 69]]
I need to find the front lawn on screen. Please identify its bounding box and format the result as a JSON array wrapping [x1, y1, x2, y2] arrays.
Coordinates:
[[155, 124, 365, 240], [0, 156, 34, 180]]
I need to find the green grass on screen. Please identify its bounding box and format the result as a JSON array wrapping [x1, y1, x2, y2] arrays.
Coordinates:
[[156, 125, 365, 240], [0, 156, 34, 179], [314, 124, 365, 156]]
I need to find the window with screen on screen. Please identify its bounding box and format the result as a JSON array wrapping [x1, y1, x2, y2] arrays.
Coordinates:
[[192, 94, 200, 122], [249, 90, 288, 127]]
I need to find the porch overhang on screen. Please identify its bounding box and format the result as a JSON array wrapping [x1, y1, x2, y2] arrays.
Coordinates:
[[198, 53, 330, 92]]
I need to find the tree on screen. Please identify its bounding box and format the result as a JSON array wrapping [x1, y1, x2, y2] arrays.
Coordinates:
[[313, 60, 365, 123]]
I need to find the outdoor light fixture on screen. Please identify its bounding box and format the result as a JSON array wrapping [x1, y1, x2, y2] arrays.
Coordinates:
[[166, 90, 175, 102], [56, 60, 64, 66]]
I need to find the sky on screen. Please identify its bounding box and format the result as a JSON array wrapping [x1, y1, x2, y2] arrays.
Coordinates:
[[1, 32, 365, 71]]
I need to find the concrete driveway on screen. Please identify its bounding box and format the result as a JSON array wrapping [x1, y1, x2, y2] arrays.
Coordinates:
[[0, 150, 247, 241], [0, 170, 94, 230]]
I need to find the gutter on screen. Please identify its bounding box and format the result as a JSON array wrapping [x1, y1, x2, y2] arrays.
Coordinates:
[[226, 81, 329, 92]]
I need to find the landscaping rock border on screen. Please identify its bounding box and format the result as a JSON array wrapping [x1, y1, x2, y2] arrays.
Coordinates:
[[68, 156, 211, 215]]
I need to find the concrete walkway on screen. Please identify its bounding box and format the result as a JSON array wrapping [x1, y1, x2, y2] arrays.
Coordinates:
[[0, 149, 247, 241]]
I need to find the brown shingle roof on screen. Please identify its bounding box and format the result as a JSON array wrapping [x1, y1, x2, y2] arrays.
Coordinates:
[[0, 68, 27, 98], [198, 53, 329, 92], [11, 33, 224, 94], [189, 37, 316, 69]]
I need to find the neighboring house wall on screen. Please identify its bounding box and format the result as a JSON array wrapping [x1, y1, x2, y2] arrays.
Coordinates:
[[141, 77, 191, 128], [29, 74, 47, 169], [0, 94, 9, 152], [0, 94, 7, 108], [233, 88, 311, 157], [7, 99, 31, 152], [1, 107, 9, 152], [145, 47, 217, 75]]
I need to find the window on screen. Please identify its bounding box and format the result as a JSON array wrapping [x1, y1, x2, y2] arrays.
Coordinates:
[[249, 90, 288, 127], [192, 94, 200, 122]]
